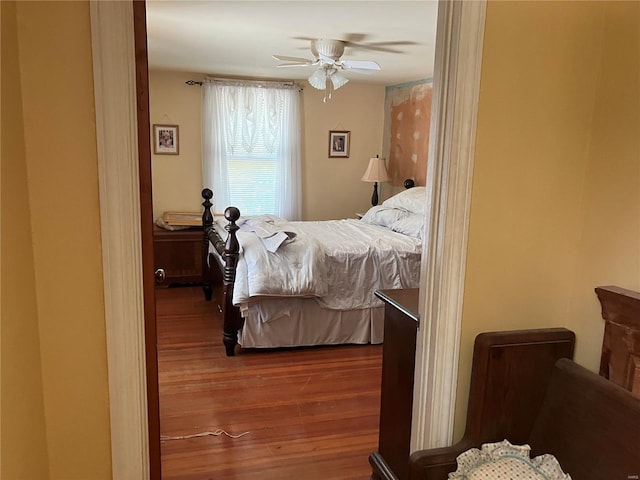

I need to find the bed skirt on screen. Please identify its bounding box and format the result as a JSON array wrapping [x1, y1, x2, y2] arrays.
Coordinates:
[[238, 300, 385, 349]]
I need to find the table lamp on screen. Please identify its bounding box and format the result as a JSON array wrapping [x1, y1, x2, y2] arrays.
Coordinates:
[[361, 155, 390, 206]]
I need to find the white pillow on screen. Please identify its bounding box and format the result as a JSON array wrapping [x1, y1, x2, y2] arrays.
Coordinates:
[[382, 187, 427, 215], [390, 214, 424, 239], [449, 440, 571, 480], [360, 205, 410, 228]]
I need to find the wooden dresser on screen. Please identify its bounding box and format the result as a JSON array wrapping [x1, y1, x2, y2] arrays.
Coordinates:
[[370, 288, 419, 480], [153, 226, 203, 287], [596, 285, 640, 396]]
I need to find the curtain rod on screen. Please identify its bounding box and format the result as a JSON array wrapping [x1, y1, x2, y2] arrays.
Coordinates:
[[185, 78, 300, 90]]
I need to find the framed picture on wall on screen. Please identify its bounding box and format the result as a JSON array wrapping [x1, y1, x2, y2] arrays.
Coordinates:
[[153, 124, 179, 155], [329, 130, 350, 158]]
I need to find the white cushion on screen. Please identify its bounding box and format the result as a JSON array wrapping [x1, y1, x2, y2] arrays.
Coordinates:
[[448, 440, 571, 480], [381, 186, 427, 215], [390, 214, 424, 239], [360, 205, 410, 227]]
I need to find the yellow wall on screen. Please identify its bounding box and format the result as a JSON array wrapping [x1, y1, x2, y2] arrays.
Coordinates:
[[149, 70, 385, 221], [3, 2, 112, 478], [567, 1, 640, 367], [453, 0, 640, 440], [1, 2, 50, 477]]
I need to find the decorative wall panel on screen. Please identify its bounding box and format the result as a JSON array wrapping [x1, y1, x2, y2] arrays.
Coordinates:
[[383, 80, 432, 187]]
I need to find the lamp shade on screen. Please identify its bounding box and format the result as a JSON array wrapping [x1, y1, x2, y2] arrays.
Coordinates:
[[308, 67, 350, 91], [308, 69, 328, 90], [361, 156, 390, 183], [330, 71, 349, 90]]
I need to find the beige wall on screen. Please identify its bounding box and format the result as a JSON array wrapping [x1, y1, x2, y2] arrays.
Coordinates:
[[149, 70, 203, 219], [149, 70, 385, 221], [453, 0, 640, 440], [301, 84, 386, 220], [3, 2, 112, 478]]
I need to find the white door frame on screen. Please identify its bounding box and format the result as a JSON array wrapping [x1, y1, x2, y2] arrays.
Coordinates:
[[90, 2, 149, 478], [89, 1, 486, 477], [412, 0, 486, 450]]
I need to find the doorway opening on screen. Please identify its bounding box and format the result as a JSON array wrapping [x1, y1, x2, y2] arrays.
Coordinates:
[[90, 0, 484, 477]]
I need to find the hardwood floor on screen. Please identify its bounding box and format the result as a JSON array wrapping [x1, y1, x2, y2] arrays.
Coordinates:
[[156, 286, 383, 479]]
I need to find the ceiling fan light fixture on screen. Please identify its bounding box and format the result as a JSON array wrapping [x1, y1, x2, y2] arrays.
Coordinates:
[[308, 67, 349, 92], [276, 38, 382, 99], [308, 69, 328, 90], [330, 71, 349, 90], [308, 68, 327, 90], [311, 39, 345, 61]]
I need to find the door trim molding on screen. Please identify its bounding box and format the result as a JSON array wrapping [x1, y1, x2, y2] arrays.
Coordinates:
[[90, 2, 149, 477], [90, 0, 486, 475], [412, 0, 486, 450]]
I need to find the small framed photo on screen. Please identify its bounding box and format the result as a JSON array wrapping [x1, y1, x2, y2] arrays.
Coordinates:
[[153, 124, 179, 155], [329, 130, 350, 158]]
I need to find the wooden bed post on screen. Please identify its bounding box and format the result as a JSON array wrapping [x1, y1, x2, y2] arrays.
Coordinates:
[[221, 207, 242, 356], [200, 190, 243, 355], [201, 188, 214, 301]]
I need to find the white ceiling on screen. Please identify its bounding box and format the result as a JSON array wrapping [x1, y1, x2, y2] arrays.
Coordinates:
[[145, 1, 439, 86]]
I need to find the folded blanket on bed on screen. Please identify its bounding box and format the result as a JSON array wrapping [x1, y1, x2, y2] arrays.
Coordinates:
[[233, 217, 328, 306], [237, 215, 297, 253]]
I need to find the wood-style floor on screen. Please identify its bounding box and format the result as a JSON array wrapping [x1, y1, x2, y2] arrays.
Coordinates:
[[157, 286, 383, 480]]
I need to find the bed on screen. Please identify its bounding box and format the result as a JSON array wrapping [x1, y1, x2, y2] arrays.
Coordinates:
[[370, 328, 640, 480], [201, 184, 425, 356]]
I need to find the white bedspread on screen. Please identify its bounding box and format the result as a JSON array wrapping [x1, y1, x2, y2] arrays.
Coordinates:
[[233, 218, 328, 305], [236, 215, 297, 252], [227, 217, 421, 318]]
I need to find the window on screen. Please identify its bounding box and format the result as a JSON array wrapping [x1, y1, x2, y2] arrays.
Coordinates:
[[202, 79, 301, 220]]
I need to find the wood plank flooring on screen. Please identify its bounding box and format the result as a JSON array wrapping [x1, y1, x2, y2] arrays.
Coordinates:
[[156, 286, 383, 479]]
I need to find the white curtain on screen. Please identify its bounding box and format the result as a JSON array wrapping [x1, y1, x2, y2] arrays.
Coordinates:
[[202, 78, 302, 220]]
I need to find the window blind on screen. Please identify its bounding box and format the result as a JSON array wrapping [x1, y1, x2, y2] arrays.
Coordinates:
[[226, 129, 279, 216]]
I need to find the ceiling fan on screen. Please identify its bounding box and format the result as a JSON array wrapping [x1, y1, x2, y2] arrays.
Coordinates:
[[273, 39, 381, 101]]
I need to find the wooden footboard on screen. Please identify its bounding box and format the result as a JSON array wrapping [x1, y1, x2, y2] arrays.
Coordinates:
[[201, 188, 243, 356]]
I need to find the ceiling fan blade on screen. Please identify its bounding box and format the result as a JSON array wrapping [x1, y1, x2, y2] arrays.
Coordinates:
[[344, 40, 418, 54], [272, 54, 314, 64], [292, 36, 316, 42], [318, 53, 336, 65], [276, 62, 313, 68], [340, 60, 381, 71], [342, 68, 376, 75], [367, 40, 418, 47], [342, 33, 369, 44]]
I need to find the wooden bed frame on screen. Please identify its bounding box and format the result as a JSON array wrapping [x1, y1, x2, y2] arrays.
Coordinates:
[[201, 188, 242, 356], [201, 181, 418, 356], [371, 327, 640, 480]]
